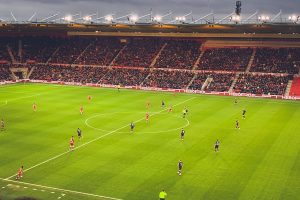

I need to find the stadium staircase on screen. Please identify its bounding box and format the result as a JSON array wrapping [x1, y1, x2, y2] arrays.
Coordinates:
[[27, 66, 35, 79], [289, 77, 300, 96], [18, 40, 22, 62], [46, 47, 60, 64], [7, 45, 16, 64], [228, 73, 240, 93], [201, 77, 213, 91], [109, 44, 128, 66], [192, 45, 205, 70], [73, 42, 93, 65], [140, 73, 151, 87], [245, 48, 256, 72], [186, 74, 197, 89], [149, 43, 167, 68]]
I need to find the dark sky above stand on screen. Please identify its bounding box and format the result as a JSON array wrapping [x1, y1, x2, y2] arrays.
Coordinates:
[[0, 0, 299, 21]]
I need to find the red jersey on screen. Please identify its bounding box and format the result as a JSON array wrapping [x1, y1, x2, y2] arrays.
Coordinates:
[[70, 138, 74, 145], [18, 167, 23, 176]]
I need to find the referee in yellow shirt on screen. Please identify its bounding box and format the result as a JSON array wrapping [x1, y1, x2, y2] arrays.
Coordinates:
[[159, 189, 167, 200]]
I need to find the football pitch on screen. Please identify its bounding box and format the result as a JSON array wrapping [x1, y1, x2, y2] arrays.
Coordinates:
[[0, 83, 299, 200]]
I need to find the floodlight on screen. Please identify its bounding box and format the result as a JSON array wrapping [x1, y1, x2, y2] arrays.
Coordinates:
[[288, 15, 299, 22], [129, 14, 138, 22], [153, 15, 162, 22], [104, 15, 113, 22], [63, 15, 73, 22], [258, 15, 270, 22], [83, 16, 92, 21], [231, 15, 241, 22]]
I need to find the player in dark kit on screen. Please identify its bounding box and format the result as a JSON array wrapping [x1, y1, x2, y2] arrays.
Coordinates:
[[180, 128, 185, 140], [215, 139, 220, 152], [77, 128, 82, 139], [130, 122, 135, 132], [177, 160, 183, 176], [0, 118, 4, 131], [242, 109, 246, 119], [161, 100, 165, 108], [236, 119, 240, 129], [234, 98, 238, 105]]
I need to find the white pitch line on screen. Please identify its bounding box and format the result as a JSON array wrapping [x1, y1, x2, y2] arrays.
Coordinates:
[[5, 97, 196, 180], [0, 178, 122, 200]]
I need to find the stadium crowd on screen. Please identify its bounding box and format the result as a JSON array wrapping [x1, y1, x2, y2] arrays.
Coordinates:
[[50, 38, 91, 64], [75, 38, 124, 66], [188, 73, 235, 92], [30, 65, 108, 84], [143, 70, 194, 89], [0, 66, 12, 81], [101, 68, 149, 86], [198, 48, 253, 71], [113, 39, 163, 68], [155, 40, 201, 69], [233, 74, 290, 95], [250, 48, 300, 74]]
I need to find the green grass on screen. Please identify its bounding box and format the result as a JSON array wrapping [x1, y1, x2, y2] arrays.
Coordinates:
[[0, 83, 299, 200]]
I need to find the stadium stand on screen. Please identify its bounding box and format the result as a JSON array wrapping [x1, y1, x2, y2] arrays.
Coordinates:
[[250, 48, 300, 74], [197, 48, 253, 71], [112, 38, 163, 68], [75, 37, 124, 66], [155, 40, 201, 69], [143, 70, 194, 89], [30, 65, 108, 84], [289, 77, 300, 97], [188, 73, 235, 92], [22, 37, 62, 63], [0, 66, 12, 81], [233, 74, 290, 95], [50, 37, 91, 64], [100, 68, 149, 86]]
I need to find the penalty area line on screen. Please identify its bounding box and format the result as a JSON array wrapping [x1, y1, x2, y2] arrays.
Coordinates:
[[0, 178, 123, 200], [5, 97, 196, 180]]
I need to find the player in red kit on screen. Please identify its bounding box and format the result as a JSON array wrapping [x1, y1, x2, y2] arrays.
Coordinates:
[[146, 112, 149, 123], [32, 103, 37, 112], [80, 105, 83, 115], [88, 95, 92, 102], [168, 106, 173, 113], [16, 166, 23, 180], [70, 136, 75, 150]]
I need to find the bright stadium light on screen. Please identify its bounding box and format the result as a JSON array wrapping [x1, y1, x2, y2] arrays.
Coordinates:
[[258, 15, 270, 22], [231, 15, 241, 22], [288, 15, 299, 23], [83, 15, 92, 21], [153, 15, 162, 22], [63, 15, 73, 22], [175, 16, 186, 22], [129, 14, 138, 23], [104, 15, 114, 22]]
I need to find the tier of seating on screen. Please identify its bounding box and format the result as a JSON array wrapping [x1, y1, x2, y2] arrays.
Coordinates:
[[188, 73, 235, 92], [113, 39, 163, 68], [100, 68, 149, 86], [198, 48, 253, 71], [143, 70, 194, 89], [233, 74, 291, 95], [250, 48, 300, 74], [289, 77, 300, 97], [49, 38, 91, 64], [154, 40, 201, 69], [75, 37, 124, 66], [0, 66, 12, 81]]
